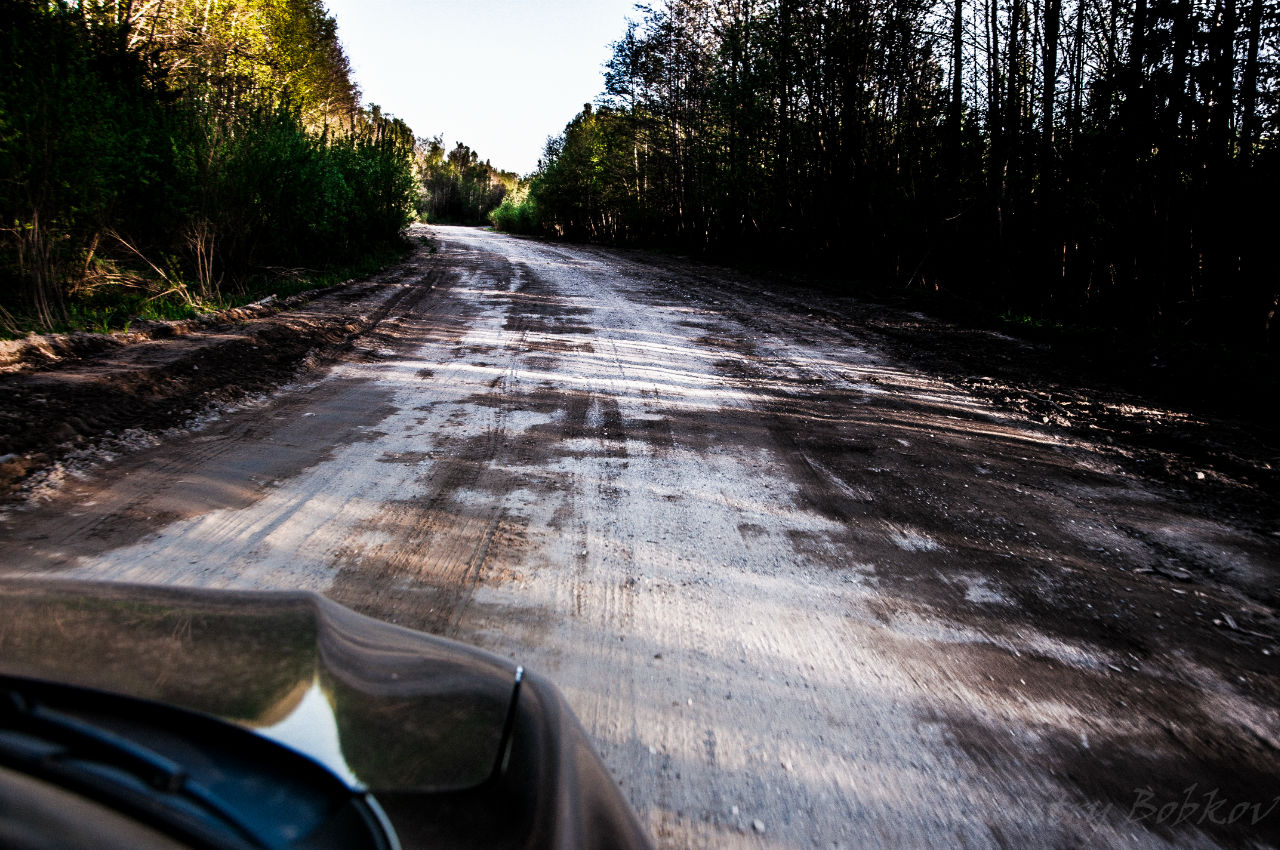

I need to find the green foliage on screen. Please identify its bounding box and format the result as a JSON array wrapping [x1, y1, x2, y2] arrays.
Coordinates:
[[0, 0, 171, 326], [129, 0, 360, 129], [523, 104, 647, 243], [0, 0, 416, 331], [416, 138, 517, 225], [489, 183, 539, 234]]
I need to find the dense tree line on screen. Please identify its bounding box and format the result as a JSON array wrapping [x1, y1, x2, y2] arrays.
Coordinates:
[[0, 0, 417, 332], [501, 0, 1279, 350], [416, 138, 519, 225]]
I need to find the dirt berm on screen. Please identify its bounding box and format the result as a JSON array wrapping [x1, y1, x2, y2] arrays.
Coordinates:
[[0, 259, 434, 498]]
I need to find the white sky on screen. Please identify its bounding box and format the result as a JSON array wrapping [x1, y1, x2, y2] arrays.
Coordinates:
[[322, 0, 643, 176]]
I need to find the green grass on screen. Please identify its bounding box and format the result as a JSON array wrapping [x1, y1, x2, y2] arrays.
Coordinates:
[[995, 310, 1114, 342], [0, 245, 408, 341], [3, 294, 203, 339]]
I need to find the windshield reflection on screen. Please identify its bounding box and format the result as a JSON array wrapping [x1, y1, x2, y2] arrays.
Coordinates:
[[260, 674, 363, 788]]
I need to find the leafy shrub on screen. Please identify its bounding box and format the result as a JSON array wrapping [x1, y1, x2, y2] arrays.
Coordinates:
[[489, 188, 539, 234], [0, 0, 417, 332]]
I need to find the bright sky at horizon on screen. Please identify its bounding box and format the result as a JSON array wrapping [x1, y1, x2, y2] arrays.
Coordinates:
[[322, 0, 643, 176]]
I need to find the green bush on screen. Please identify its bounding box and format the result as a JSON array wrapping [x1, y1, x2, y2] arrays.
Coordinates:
[[489, 189, 540, 234], [0, 0, 417, 333]]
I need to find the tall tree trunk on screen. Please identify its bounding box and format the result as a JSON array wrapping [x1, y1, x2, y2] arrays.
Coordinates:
[[776, 0, 794, 221], [1005, 0, 1025, 198], [1126, 0, 1148, 141], [987, 0, 1003, 176], [1068, 0, 1084, 143], [1211, 0, 1238, 159], [1040, 0, 1061, 175], [951, 0, 965, 142], [1240, 0, 1265, 161], [1170, 0, 1192, 140]]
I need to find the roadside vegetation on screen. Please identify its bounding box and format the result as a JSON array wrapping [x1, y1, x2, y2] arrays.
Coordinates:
[[416, 138, 520, 225], [494, 0, 1280, 371], [0, 0, 418, 337]]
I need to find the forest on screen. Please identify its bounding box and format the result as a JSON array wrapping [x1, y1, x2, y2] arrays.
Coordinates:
[[498, 0, 1279, 356], [0, 0, 418, 334], [417, 138, 520, 225]]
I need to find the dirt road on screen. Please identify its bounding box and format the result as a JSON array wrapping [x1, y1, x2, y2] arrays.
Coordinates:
[[2, 225, 1277, 848]]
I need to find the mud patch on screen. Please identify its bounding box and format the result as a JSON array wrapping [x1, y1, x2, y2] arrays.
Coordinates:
[[524, 339, 594, 355], [929, 640, 1280, 849], [331, 507, 529, 635], [626, 416, 675, 451], [501, 266, 596, 336], [506, 316, 595, 336], [695, 333, 757, 356], [378, 451, 435, 465]]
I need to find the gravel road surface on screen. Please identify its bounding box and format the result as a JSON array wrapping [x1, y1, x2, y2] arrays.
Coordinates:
[[3, 225, 1277, 848]]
